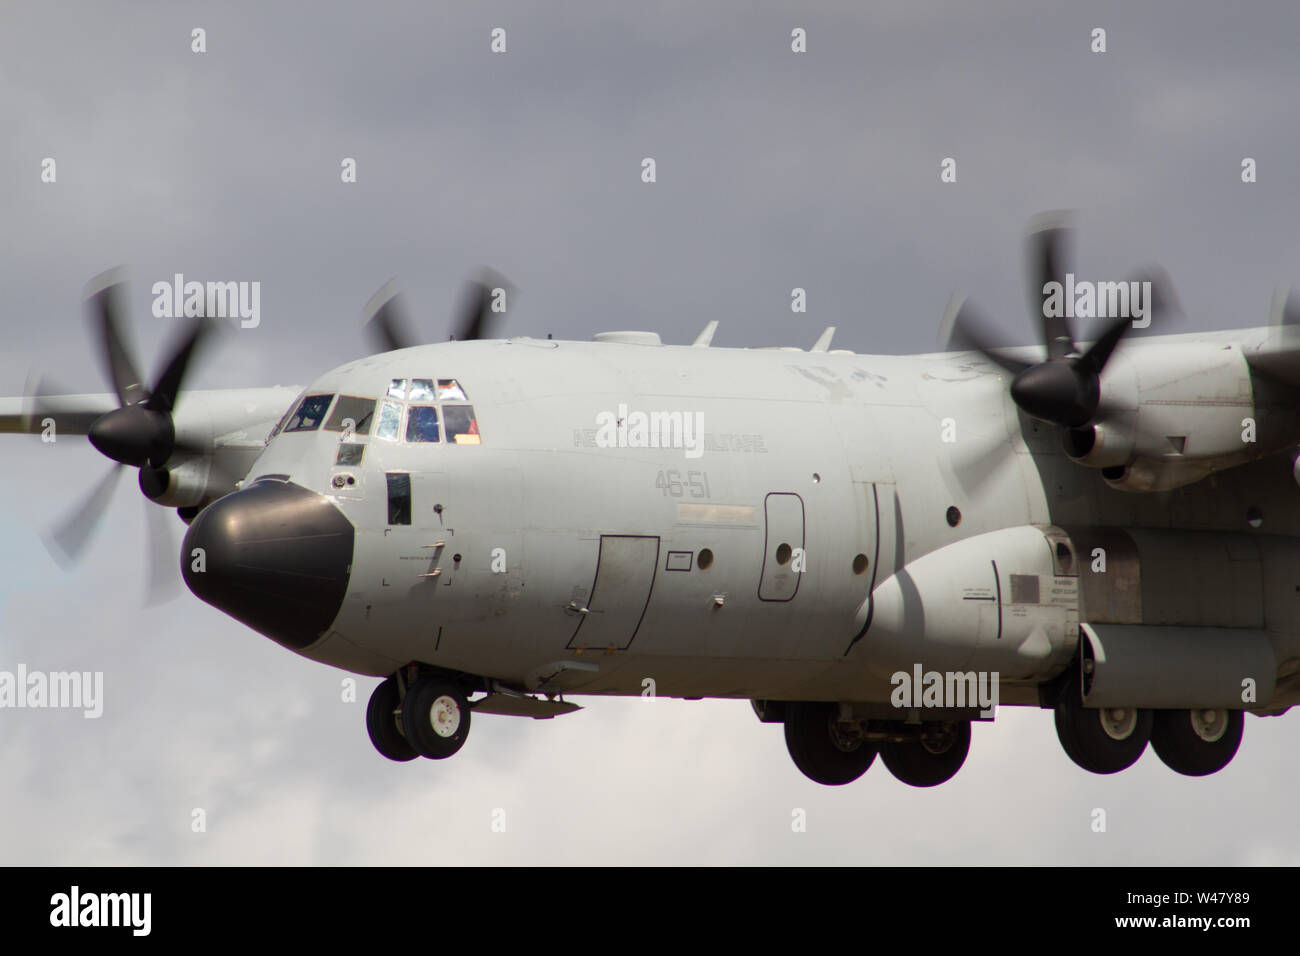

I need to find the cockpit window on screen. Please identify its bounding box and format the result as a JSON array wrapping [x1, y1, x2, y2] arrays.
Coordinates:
[[443, 405, 480, 444], [336, 443, 365, 466], [406, 405, 441, 443], [283, 394, 334, 432], [268, 402, 296, 441], [324, 395, 376, 436], [387, 379, 406, 400], [408, 378, 436, 402], [437, 379, 468, 400], [376, 400, 402, 441]]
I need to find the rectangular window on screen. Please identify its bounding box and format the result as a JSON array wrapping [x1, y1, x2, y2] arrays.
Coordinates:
[[405, 405, 441, 443], [324, 396, 376, 435], [387, 379, 407, 400], [386, 472, 411, 526], [335, 443, 365, 466], [437, 378, 467, 401], [283, 394, 334, 432], [408, 378, 436, 402], [376, 400, 402, 441], [443, 405, 480, 444]]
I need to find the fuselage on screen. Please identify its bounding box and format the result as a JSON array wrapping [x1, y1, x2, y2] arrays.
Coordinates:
[[203, 330, 1300, 712]]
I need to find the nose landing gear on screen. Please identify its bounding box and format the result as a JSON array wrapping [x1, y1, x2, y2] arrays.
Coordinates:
[[366, 671, 473, 761]]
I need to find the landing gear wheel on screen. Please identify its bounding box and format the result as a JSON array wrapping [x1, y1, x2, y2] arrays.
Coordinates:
[[1150, 708, 1243, 776], [366, 675, 417, 761], [401, 676, 471, 759], [880, 721, 971, 787], [1054, 674, 1151, 774], [783, 702, 876, 785]]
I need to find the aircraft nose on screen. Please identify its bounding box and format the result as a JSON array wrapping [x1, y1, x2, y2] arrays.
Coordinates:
[[182, 480, 354, 650]]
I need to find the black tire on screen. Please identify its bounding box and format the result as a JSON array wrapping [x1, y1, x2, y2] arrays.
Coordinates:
[[1054, 673, 1151, 774], [1151, 708, 1243, 777], [880, 721, 971, 787], [366, 675, 417, 762], [783, 702, 876, 785], [401, 676, 471, 759]]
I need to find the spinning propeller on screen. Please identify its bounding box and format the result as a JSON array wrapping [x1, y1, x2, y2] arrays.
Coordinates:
[[943, 213, 1179, 430], [363, 268, 515, 353], [34, 271, 215, 602]]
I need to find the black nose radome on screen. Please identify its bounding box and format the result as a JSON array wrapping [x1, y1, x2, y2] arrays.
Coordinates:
[[182, 480, 354, 650]]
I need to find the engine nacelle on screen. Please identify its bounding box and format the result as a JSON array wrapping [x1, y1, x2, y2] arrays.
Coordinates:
[[1063, 343, 1294, 491], [1063, 421, 1134, 469], [865, 525, 1078, 682], [139, 455, 234, 508]]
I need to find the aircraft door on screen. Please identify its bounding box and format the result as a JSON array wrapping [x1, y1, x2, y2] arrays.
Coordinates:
[[568, 535, 660, 651], [759, 492, 805, 601]]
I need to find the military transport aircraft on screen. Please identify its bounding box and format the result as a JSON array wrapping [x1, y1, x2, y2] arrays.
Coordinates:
[[4, 216, 1298, 787]]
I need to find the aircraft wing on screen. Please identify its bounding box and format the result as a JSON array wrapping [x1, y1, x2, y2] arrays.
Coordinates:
[[0, 392, 116, 435]]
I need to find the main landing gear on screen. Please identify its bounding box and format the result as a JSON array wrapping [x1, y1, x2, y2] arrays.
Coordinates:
[[366, 672, 472, 762], [779, 701, 972, 788], [1053, 672, 1243, 776]]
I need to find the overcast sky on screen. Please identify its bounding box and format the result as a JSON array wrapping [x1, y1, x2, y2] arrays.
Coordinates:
[[2, 1, 1299, 865]]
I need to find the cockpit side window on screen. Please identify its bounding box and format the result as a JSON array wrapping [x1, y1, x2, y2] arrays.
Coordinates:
[[387, 379, 407, 400], [283, 394, 335, 432], [325, 396, 376, 436], [443, 405, 480, 444], [405, 405, 441, 443], [376, 400, 402, 441], [268, 399, 298, 441], [386, 472, 411, 525]]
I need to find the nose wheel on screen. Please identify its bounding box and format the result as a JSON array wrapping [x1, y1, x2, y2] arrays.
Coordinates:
[[366, 675, 417, 762], [401, 675, 472, 759]]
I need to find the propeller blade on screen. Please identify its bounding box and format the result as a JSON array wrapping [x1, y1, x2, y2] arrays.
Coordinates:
[[46, 464, 124, 566], [146, 317, 210, 414], [1078, 312, 1132, 377], [363, 279, 418, 353], [1026, 212, 1077, 360], [143, 498, 181, 606], [451, 268, 513, 341], [1130, 264, 1182, 325], [86, 270, 147, 407], [940, 293, 1033, 374]]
